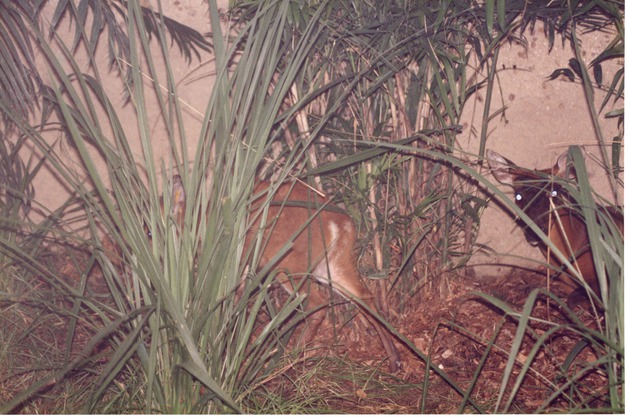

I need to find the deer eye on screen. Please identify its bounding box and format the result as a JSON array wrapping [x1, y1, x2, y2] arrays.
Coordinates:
[[550, 189, 558, 198], [515, 192, 523, 202]]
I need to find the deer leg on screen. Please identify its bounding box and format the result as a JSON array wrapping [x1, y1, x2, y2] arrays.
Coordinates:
[[345, 283, 401, 373], [297, 284, 328, 348], [314, 257, 401, 372]]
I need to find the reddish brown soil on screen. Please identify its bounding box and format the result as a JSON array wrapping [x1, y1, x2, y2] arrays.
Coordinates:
[[288, 269, 607, 413], [249, 266, 609, 413], [2, 247, 609, 414]]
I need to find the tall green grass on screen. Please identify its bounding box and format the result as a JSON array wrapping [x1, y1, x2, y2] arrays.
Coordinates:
[[1, 0, 336, 413], [0, 0, 622, 413]]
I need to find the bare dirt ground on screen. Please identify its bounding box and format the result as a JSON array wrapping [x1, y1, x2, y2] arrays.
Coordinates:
[[2, 245, 606, 414], [276, 268, 607, 414]]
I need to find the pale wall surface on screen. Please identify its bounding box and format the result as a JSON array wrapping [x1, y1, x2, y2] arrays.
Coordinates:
[[457, 22, 623, 276], [26, 2, 623, 273]]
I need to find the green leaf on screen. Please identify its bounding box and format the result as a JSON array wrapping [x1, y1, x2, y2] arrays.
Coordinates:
[[486, 0, 495, 36]]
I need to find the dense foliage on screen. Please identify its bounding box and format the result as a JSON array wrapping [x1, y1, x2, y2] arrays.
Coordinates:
[[0, 0, 623, 413]]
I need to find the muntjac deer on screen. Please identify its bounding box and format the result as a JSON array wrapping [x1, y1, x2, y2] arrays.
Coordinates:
[[163, 175, 401, 372], [487, 149, 623, 303]]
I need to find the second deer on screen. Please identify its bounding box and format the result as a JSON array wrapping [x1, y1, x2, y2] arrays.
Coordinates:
[[487, 149, 623, 304]]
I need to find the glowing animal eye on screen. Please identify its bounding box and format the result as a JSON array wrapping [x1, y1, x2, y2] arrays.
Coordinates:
[[515, 193, 523, 201], [550, 190, 558, 198]]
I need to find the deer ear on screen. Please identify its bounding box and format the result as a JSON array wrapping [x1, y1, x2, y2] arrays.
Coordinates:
[[170, 175, 186, 225], [487, 149, 516, 185], [554, 150, 576, 179]]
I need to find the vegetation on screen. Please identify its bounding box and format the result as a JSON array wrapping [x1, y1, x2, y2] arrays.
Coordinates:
[[0, 0, 623, 414]]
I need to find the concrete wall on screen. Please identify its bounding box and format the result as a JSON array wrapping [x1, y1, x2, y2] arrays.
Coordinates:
[[24, 2, 623, 273]]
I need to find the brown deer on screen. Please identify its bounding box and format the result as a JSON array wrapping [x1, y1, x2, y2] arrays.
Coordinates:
[[487, 149, 623, 304], [164, 175, 401, 372]]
